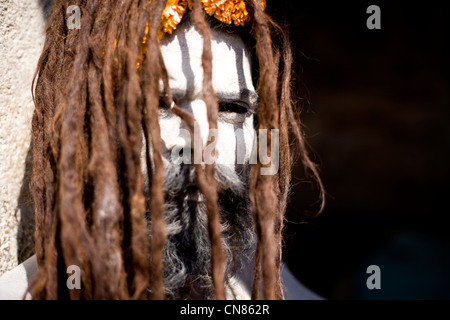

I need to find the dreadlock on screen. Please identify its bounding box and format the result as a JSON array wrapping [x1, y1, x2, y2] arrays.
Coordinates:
[[29, 0, 325, 300]]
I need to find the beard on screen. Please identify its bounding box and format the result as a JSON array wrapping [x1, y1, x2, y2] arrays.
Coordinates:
[[144, 162, 255, 299]]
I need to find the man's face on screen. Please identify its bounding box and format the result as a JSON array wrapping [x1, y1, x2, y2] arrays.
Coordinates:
[[159, 22, 257, 171], [150, 21, 257, 299]]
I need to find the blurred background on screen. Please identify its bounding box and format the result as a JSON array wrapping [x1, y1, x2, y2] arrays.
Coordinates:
[[276, 1, 450, 299]]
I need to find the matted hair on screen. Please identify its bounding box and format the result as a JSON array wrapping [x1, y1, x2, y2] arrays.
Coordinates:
[[29, 0, 325, 300]]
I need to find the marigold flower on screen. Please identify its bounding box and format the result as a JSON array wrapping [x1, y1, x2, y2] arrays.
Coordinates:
[[155, 0, 267, 38], [161, 0, 189, 34], [201, 0, 265, 27]]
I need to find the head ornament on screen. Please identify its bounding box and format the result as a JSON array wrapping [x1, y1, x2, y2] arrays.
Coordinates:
[[160, 0, 267, 35]]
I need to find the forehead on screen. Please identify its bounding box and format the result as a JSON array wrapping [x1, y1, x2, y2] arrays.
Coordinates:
[[160, 22, 256, 105]]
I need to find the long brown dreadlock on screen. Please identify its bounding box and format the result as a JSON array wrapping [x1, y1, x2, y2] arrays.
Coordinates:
[[29, 0, 325, 300]]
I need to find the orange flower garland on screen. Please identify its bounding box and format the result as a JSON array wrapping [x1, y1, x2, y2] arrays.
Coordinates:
[[161, 0, 267, 35], [161, 0, 190, 34]]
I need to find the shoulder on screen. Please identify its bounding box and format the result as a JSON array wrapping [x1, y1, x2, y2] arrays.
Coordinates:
[[0, 255, 36, 300], [230, 260, 324, 300], [281, 264, 325, 300]]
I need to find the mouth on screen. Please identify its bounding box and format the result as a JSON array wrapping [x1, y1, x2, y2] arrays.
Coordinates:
[[184, 186, 205, 203]]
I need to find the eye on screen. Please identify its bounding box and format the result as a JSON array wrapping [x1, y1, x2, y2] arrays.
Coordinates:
[[158, 97, 173, 118], [159, 97, 169, 108], [219, 102, 248, 114]]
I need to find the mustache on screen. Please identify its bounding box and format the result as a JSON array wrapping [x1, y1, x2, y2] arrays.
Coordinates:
[[163, 163, 249, 198]]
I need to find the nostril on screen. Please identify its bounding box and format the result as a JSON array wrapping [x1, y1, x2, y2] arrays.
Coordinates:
[[172, 146, 192, 165]]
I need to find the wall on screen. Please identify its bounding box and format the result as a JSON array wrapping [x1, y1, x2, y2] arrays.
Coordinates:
[[0, 0, 51, 276]]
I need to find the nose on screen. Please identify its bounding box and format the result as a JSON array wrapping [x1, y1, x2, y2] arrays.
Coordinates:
[[169, 99, 210, 165], [184, 99, 209, 148], [177, 99, 210, 144]]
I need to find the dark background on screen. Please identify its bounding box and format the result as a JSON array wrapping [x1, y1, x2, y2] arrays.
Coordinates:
[[277, 1, 450, 299]]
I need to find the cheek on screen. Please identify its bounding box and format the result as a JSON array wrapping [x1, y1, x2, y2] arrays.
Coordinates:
[[158, 116, 182, 158], [242, 116, 256, 161], [216, 116, 255, 167], [216, 123, 237, 167]]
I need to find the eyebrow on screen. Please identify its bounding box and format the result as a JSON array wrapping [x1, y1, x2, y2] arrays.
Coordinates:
[[167, 88, 259, 110]]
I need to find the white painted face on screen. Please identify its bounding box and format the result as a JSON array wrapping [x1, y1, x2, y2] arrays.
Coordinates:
[[159, 22, 257, 169]]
